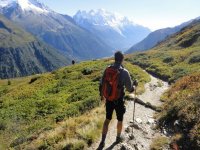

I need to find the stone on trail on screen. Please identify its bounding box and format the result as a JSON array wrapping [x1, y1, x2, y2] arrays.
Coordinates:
[[147, 118, 155, 124], [120, 143, 134, 150], [136, 118, 142, 124], [125, 127, 132, 133], [130, 123, 140, 130], [128, 134, 135, 140]]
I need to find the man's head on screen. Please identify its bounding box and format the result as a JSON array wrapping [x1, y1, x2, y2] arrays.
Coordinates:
[[114, 51, 124, 63]]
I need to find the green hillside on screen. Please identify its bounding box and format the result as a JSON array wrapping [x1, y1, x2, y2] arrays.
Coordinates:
[[0, 15, 71, 79], [126, 20, 200, 83], [0, 59, 150, 149], [158, 73, 200, 149], [126, 20, 200, 149]]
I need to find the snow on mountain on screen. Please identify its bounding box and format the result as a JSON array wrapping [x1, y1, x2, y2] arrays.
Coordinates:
[[74, 9, 151, 50], [75, 9, 136, 27], [74, 9, 138, 36], [0, 0, 49, 13]]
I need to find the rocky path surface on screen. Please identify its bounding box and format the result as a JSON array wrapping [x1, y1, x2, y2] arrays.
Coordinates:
[[88, 74, 169, 150]]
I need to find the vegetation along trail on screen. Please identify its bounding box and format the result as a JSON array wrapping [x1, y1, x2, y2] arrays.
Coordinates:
[[89, 73, 169, 150]]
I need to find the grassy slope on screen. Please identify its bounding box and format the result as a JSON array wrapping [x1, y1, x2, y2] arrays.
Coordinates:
[[158, 73, 200, 149], [0, 59, 150, 149], [126, 20, 200, 83], [126, 20, 200, 149], [0, 15, 70, 79]]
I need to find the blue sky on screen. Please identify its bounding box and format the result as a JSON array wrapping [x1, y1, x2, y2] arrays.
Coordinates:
[[40, 0, 200, 31]]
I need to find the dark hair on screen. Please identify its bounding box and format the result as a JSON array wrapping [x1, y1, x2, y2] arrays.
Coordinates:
[[114, 51, 124, 63]]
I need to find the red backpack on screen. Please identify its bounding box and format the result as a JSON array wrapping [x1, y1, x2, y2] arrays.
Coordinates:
[[102, 66, 122, 101]]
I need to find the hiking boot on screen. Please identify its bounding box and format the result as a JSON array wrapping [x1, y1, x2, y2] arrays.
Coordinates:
[[116, 136, 124, 143], [97, 141, 105, 150]]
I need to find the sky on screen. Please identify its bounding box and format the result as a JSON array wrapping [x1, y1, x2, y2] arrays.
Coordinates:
[[39, 0, 200, 31]]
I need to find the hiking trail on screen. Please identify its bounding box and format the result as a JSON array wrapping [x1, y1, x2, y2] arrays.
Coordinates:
[[88, 74, 169, 150]]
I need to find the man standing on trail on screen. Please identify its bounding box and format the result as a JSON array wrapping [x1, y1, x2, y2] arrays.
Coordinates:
[[98, 51, 138, 149]]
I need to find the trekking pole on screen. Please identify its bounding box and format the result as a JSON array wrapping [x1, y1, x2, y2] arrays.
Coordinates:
[[132, 86, 137, 135], [133, 87, 136, 124]]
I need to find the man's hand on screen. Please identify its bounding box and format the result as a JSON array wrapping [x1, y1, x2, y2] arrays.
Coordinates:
[[101, 96, 106, 102], [133, 80, 138, 86]]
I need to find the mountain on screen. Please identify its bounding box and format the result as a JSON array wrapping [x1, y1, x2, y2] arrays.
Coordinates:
[[126, 17, 200, 54], [0, 14, 71, 79], [126, 19, 200, 82], [0, 0, 112, 60], [73, 9, 151, 51]]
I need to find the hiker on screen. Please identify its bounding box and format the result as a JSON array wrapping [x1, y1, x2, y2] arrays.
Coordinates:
[[98, 51, 138, 149], [72, 60, 75, 65]]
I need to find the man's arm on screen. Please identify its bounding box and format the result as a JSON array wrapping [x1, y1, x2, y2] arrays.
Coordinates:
[[123, 70, 135, 93], [99, 70, 105, 97]]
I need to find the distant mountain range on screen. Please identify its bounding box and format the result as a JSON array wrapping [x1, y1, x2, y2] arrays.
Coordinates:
[[0, 0, 112, 60], [73, 9, 151, 51], [0, 14, 70, 79], [126, 16, 200, 54], [127, 18, 200, 82]]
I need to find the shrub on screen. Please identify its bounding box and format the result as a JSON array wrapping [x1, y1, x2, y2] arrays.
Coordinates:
[[10, 136, 26, 147], [163, 56, 174, 63], [55, 115, 65, 123], [63, 140, 86, 150], [7, 80, 11, 85], [65, 104, 80, 117], [170, 67, 189, 82], [150, 136, 169, 150], [29, 76, 40, 84], [188, 54, 200, 64], [36, 99, 59, 116], [38, 140, 51, 150], [0, 122, 6, 130], [82, 68, 93, 75]]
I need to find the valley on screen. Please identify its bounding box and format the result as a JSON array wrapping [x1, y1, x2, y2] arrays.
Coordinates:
[[0, 0, 199, 150]]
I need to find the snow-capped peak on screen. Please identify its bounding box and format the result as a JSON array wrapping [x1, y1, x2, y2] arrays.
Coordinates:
[[74, 9, 136, 27], [74, 9, 138, 36], [0, 0, 50, 13]]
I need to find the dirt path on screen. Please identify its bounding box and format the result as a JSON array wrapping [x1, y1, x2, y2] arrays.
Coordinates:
[[88, 74, 169, 150]]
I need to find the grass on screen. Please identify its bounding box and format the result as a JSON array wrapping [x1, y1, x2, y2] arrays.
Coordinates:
[[125, 20, 200, 83], [150, 136, 169, 150], [0, 58, 150, 149], [158, 73, 200, 149], [126, 20, 200, 149], [125, 46, 200, 83]]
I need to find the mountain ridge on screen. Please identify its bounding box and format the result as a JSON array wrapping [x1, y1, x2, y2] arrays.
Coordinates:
[[0, 14, 70, 79], [0, 0, 113, 60], [126, 16, 200, 53], [74, 9, 151, 50]]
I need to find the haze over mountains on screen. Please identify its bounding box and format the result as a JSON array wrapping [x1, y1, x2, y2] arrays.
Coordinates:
[[74, 9, 151, 50], [126, 16, 200, 53], [0, 0, 199, 79], [0, 0, 113, 60]]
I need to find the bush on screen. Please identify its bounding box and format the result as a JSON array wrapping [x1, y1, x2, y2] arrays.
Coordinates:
[[150, 136, 169, 150], [63, 140, 86, 150], [65, 104, 80, 117], [82, 68, 93, 75], [10, 137, 26, 147], [36, 99, 59, 116], [0, 122, 6, 130], [170, 67, 189, 82], [163, 56, 174, 63], [188, 54, 200, 64], [7, 80, 11, 85], [29, 76, 40, 84], [55, 115, 65, 123], [38, 141, 51, 150]]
